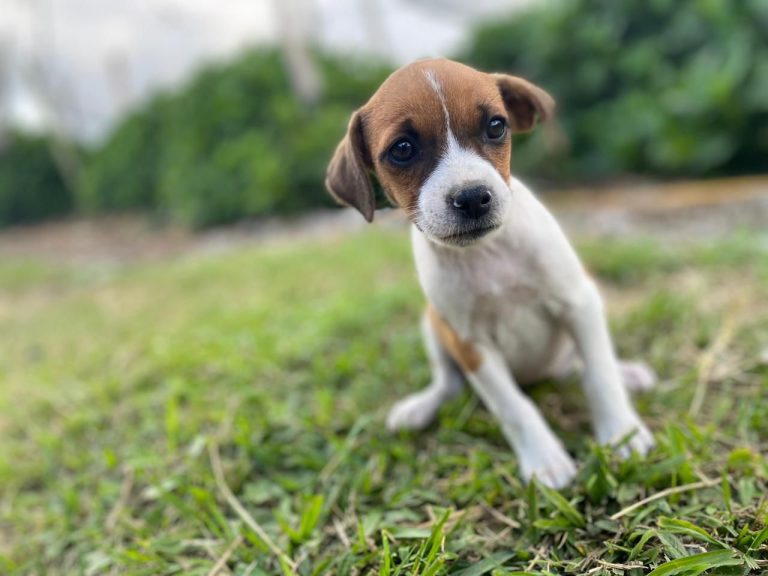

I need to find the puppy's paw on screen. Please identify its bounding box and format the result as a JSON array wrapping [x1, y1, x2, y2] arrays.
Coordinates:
[[386, 390, 442, 432], [518, 436, 577, 489], [619, 361, 657, 392], [597, 413, 655, 459]]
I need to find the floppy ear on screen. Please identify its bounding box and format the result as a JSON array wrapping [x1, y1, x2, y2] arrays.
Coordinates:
[[325, 110, 375, 222], [494, 74, 555, 133]]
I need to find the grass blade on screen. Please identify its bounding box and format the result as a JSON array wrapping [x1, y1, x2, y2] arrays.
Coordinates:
[[749, 526, 768, 552], [657, 516, 727, 548], [647, 550, 742, 576], [452, 551, 516, 576], [536, 481, 585, 528]]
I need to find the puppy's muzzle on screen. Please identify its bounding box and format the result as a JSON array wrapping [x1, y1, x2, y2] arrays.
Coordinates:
[[451, 186, 493, 220]]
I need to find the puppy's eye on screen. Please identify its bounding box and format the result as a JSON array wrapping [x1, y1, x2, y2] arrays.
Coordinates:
[[388, 138, 417, 165], [486, 117, 507, 140]]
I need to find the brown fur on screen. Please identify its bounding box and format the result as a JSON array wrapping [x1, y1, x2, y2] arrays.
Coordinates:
[[325, 59, 555, 221], [427, 303, 482, 373], [325, 112, 375, 221]]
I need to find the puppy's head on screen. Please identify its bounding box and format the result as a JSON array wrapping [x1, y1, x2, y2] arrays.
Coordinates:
[[325, 59, 554, 247]]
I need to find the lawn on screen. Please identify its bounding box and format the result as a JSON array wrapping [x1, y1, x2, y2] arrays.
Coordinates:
[[1, 226, 767, 575]]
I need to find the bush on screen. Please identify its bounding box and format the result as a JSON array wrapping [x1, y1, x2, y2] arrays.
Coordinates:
[[464, 0, 768, 180], [78, 97, 167, 213], [21, 1, 768, 229], [80, 50, 391, 227], [0, 133, 73, 226]]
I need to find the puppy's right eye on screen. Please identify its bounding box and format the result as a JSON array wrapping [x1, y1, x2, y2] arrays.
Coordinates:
[[388, 138, 417, 165]]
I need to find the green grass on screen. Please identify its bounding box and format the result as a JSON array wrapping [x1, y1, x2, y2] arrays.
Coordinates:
[[1, 227, 767, 575]]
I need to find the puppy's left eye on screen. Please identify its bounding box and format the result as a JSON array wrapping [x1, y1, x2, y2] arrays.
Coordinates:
[[486, 117, 506, 140]]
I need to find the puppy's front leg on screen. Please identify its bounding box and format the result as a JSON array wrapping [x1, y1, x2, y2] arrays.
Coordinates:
[[564, 281, 654, 456], [467, 345, 576, 488]]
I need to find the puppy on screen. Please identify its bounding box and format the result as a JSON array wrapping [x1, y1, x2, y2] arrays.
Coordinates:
[[325, 59, 655, 488]]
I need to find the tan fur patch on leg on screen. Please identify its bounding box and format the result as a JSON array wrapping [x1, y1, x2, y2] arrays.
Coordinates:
[[427, 303, 482, 372]]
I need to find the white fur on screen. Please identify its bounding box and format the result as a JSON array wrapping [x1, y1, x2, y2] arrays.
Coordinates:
[[415, 71, 511, 245], [389, 176, 655, 487], [382, 68, 655, 488], [424, 70, 449, 128], [415, 133, 511, 244], [466, 344, 577, 488], [387, 312, 464, 431]]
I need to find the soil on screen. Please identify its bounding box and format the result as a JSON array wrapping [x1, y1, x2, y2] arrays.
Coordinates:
[[0, 176, 766, 266]]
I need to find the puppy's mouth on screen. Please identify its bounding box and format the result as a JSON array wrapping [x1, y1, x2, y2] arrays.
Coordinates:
[[438, 223, 500, 246]]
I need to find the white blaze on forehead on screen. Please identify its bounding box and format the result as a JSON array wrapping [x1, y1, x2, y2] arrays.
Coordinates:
[[416, 131, 511, 242], [422, 69, 482, 177], [423, 69, 451, 131], [416, 68, 511, 245]]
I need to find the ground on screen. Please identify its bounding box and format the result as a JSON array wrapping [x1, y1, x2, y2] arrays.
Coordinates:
[[0, 181, 767, 575]]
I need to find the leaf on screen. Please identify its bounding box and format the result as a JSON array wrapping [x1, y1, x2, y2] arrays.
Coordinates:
[[380, 532, 391, 576], [533, 518, 574, 531], [274, 511, 301, 543], [657, 531, 688, 560], [647, 550, 742, 576], [629, 529, 659, 560], [387, 527, 433, 539], [721, 475, 732, 516], [657, 517, 727, 548], [727, 447, 757, 472], [738, 477, 757, 506], [356, 520, 367, 551], [536, 481, 585, 528], [298, 494, 324, 541], [749, 526, 768, 552], [424, 511, 449, 570], [452, 552, 516, 576], [526, 479, 538, 532]]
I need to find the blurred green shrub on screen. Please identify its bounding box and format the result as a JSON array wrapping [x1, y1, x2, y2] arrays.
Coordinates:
[[0, 133, 73, 226], [7, 0, 768, 229], [78, 97, 167, 213], [80, 50, 390, 227], [464, 0, 768, 180]]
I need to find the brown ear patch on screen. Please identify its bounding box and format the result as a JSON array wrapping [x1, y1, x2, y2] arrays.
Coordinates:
[[325, 111, 376, 222], [427, 304, 482, 373], [494, 74, 555, 133]]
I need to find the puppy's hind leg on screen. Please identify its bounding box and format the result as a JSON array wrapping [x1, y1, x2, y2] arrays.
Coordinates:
[[545, 340, 658, 392], [618, 360, 657, 392], [548, 341, 657, 393], [387, 312, 464, 432]]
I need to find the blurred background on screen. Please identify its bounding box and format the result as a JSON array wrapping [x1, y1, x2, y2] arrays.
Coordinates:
[[1, 0, 766, 231], [2, 2, 768, 573]]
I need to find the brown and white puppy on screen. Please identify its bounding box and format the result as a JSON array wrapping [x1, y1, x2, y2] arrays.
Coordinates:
[[325, 59, 655, 488]]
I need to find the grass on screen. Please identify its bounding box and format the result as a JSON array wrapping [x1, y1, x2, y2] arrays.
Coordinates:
[[0, 226, 767, 575]]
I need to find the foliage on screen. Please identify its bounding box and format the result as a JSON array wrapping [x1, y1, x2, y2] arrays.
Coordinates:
[[78, 97, 167, 213], [6, 0, 768, 227], [1, 228, 767, 573], [80, 50, 390, 227], [0, 132, 73, 226], [464, 0, 768, 180]]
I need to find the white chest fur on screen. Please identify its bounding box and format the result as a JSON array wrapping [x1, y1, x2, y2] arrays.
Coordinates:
[[411, 177, 587, 381], [393, 178, 655, 489]]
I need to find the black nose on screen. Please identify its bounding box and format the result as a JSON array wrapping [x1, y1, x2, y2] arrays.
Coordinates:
[[452, 186, 492, 219]]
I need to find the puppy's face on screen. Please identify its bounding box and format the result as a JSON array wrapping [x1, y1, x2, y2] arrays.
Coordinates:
[[326, 59, 554, 247]]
